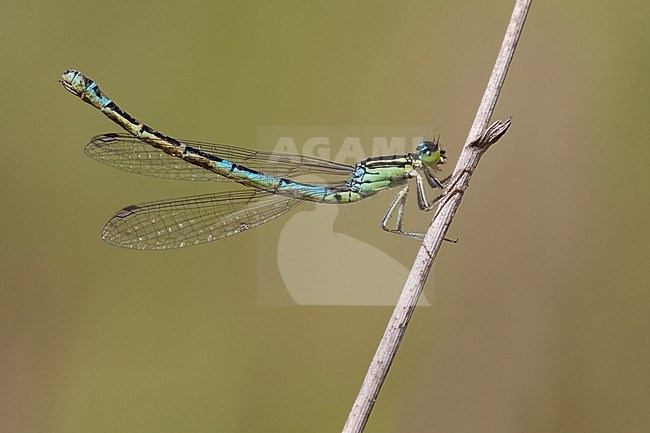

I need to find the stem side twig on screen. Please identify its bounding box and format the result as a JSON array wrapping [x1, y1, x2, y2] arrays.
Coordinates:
[[342, 1, 531, 432]]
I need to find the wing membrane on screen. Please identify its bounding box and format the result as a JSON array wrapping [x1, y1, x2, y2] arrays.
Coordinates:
[[102, 189, 304, 249], [85, 133, 353, 181]]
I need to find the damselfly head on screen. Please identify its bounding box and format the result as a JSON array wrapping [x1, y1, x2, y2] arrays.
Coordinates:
[[416, 139, 446, 166]]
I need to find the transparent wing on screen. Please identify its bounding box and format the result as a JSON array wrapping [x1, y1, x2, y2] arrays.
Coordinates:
[[85, 133, 353, 181], [102, 190, 304, 249]]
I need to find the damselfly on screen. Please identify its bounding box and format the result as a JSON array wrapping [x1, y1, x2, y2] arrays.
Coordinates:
[[61, 70, 449, 249]]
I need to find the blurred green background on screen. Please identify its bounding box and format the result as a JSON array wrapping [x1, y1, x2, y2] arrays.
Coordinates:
[[1, 1, 649, 432]]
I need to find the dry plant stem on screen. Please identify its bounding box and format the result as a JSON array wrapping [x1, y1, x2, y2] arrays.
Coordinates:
[[341, 1, 532, 432]]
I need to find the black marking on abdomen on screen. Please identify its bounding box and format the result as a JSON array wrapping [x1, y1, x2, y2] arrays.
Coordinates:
[[274, 178, 293, 193], [234, 164, 262, 176], [108, 103, 138, 124], [185, 146, 225, 163], [89, 83, 104, 99]]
